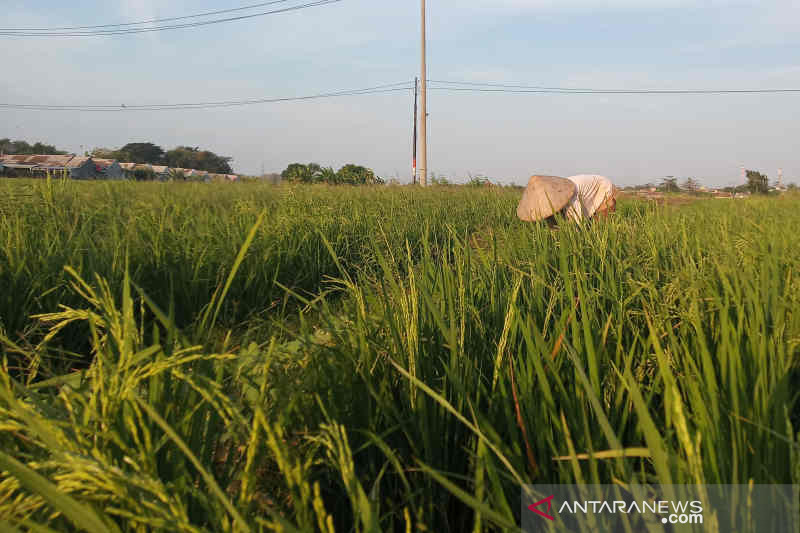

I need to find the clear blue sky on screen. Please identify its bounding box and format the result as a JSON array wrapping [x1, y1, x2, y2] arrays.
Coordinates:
[[2, 0, 799, 186]]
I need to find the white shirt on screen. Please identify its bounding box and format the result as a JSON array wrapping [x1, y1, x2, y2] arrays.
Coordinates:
[[564, 174, 616, 221]]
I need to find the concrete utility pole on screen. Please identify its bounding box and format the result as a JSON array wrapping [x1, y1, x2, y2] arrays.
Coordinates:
[[419, 0, 428, 186], [412, 77, 418, 185]]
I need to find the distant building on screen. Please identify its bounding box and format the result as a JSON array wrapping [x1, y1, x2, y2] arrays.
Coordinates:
[[171, 168, 189, 180], [0, 155, 235, 184], [203, 172, 238, 182], [120, 163, 160, 180], [0, 154, 95, 179], [1, 155, 30, 163], [151, 165, 171, 181], [65, 157, 96, 180], [119, 163, 136, 179], [92, 159, 124, 180], [0, 155, 37, 176], [185, 169, 210, 182], [28, 155, 76, 178]]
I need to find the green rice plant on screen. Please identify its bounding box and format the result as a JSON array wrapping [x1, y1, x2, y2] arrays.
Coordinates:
[[0, 179, 516, 369], [0, 181, 797, 531]]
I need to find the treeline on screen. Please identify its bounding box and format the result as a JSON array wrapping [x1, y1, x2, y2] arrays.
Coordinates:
[[1, 139, 234, 174], [0, 138, 65, 155], [92, 143, 233, 174], [630, 173, 796, 194], [281, 163, 384, 185]]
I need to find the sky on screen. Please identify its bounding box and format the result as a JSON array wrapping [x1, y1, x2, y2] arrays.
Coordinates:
[[1, 0, 799, 187]]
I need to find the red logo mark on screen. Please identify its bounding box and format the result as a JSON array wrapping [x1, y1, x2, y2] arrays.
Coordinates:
[[528, 495, 556, 521]]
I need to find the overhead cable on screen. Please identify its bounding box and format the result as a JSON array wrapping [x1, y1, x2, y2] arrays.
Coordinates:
[[0, 0, 343, 37], [429, 80, 800, 95], [0, 0, 300, 32], [0, 82, 413, 111]]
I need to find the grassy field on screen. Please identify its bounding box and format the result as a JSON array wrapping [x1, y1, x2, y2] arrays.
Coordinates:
[[0, 178, 798, 531]]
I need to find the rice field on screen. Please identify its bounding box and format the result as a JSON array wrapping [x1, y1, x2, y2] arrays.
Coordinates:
[[0, 177, 798, 531]]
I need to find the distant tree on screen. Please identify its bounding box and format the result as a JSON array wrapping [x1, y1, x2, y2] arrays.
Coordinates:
[[121, 143, 165, 164], [281, 163, 305, 182], [91, 148, 115, 159], [466, 175, 490, 187], [627, 182, 656, 191], [306, 163, 322, 182], [282, 163, 317, 183], [163, 146, 232, 173], [317, 166, 338, 184], [91, 147, 130, 161], [746, 170, 769, 194], [90, 144, 232, 172], [337, 164, 377, 185], [660, 177, 680, 192], [1, 138, 65, 155], [163, 146, 191, 169], [787, 183, 798, 191], [281, 162, 380, 185], [429, 172, 451, 186], [31, 142, 65, 154]]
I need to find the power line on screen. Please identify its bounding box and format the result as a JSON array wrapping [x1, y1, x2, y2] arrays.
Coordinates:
[[430, 80, 600, 91], [0, 0, 343, 37], [0, 82, 413, 112], [429, 80, 800, 95], [0, 0, 299, 32]]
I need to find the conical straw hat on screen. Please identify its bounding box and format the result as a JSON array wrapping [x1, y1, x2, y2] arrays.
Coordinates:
[[516, 175, 577, 221]]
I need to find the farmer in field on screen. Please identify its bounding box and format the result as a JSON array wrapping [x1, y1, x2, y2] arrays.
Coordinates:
[[516, 174, 618, 224]]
